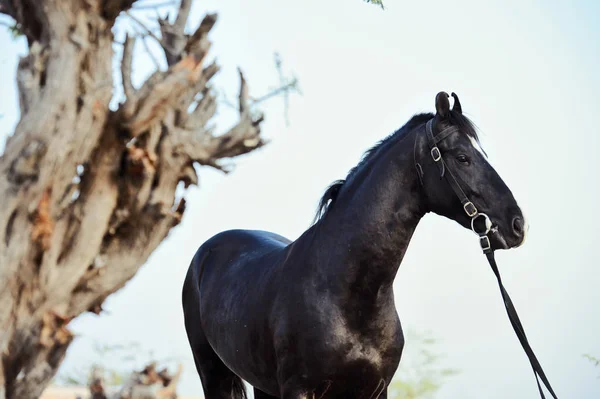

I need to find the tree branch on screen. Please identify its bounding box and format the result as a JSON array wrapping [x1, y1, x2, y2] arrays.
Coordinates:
[[67, 202, 181, 316], [120, 13, 216, 136], [238, 67, 249, 115], [122, 52, 207, 136], [158, 0, 194, 66], [184, 13, 217, 57], [140, 34, 162, 70], [251, 77, 300, 105], [173, 69, 266, 172], [125, 10, 163, 45], [184, 89, 217, 130], [172, 0, 192, 34], [121, 33, 137, 119]]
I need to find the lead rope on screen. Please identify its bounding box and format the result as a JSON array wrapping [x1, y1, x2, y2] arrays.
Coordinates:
[[481, 245, 559, 399], [422, 119, 558, 398], [469, 188, 559, 399]]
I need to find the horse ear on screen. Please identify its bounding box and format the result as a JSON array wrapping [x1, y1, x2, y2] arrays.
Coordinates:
[[451, 92, 462, 114], [435, 91, 450, 118]]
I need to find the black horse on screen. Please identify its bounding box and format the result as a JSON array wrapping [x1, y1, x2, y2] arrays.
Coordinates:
[[182, 92, 527, 399]]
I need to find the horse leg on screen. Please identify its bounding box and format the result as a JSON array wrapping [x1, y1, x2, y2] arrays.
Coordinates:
[[192, 347, 246, 398], [183, 268, 247, 398], [254, 387, 279, 399], [185, 313, 247, 398]]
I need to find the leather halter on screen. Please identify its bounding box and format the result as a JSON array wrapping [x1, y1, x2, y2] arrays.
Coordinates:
[[416, 119, 559, 399]]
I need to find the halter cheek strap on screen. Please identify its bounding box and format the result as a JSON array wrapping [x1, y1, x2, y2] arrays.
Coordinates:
[[425, 120, 481, 233], [418, 118, 559, 399]]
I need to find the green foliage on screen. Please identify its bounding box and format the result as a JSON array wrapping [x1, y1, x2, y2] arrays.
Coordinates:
[[364, 0, 385, 9], [388, 331, 459, 399], [584, 354, 600, 367], [8, 23, 23, 38], [0, 19, 23, 38]]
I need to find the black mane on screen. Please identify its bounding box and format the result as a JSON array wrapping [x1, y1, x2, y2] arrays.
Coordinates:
[[313, 110, 481, 223]]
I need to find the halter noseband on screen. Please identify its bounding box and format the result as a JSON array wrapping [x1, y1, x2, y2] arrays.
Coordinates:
[[417, 119, 493, 252], [415, 118, 559, 399]]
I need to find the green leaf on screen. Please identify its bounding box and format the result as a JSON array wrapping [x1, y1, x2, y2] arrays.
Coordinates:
[[364, 0, 385, 9], [583, 354, 600, 367]]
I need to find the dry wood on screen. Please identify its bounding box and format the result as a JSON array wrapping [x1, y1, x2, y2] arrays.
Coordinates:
[[0, 1, 270, 398]]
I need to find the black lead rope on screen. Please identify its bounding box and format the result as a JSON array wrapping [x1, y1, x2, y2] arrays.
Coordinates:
[[484, 250, 559, 399], [421, 119, 559, 398]]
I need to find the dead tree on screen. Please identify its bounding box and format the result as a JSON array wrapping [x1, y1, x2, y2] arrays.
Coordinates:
[[0, 1, 271, 398]]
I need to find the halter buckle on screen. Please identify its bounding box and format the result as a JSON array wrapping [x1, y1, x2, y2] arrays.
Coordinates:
[[430, 147, 441, 162], [479, 235, 491, 252], [463, 201, 478, 217]]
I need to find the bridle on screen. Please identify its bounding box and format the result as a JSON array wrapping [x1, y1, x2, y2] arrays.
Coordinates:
[[415, 119, 559, 399]]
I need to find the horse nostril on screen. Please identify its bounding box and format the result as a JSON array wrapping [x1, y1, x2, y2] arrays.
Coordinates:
[[512, 217, 524, 236]]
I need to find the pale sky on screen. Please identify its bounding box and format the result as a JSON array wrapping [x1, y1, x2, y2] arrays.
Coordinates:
[[1, 0, 599, 398]]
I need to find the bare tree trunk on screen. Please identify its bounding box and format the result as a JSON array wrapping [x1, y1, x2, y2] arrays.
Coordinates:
[[0, 1, 266, 398]]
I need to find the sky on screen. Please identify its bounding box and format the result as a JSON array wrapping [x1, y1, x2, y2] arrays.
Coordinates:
[[1, 0, 600, 398]]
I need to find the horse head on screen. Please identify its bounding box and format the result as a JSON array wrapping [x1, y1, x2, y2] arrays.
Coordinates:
[[417, 91, 527, 251]]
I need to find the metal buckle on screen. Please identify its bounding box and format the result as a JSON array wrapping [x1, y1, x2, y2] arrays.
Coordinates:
[[471, 213, 492, 236], [479, 235, 491, 252], [463, 201, 478, 217], [430, 147, 441, 162]]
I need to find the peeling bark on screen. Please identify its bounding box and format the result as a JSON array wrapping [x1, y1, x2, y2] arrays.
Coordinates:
[[0, 1, 267, 398]]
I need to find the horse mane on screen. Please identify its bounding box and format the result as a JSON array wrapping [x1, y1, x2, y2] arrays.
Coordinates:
[[313, 110, 481, 223]]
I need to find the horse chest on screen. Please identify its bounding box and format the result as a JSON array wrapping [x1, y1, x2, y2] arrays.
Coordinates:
[[300, 320, 401, 398], [292, 307, 400, 386], [331, 322, 400, 366]]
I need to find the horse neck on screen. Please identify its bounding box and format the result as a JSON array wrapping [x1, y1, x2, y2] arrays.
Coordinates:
[[314, 128, 426, 294]]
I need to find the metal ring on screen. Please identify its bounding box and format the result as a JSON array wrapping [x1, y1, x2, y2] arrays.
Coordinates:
[[471, 213, 492, 236], [430, 147, 442, 162]]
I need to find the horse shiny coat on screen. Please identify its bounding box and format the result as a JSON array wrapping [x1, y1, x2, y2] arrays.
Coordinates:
[[182, 92, 526, 399]]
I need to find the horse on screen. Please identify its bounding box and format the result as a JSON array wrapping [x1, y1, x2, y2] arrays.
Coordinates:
[[182, 92, 527, 399]]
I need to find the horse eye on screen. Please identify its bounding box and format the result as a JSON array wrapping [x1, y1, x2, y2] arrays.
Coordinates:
[[457, 154, 470, 164]]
